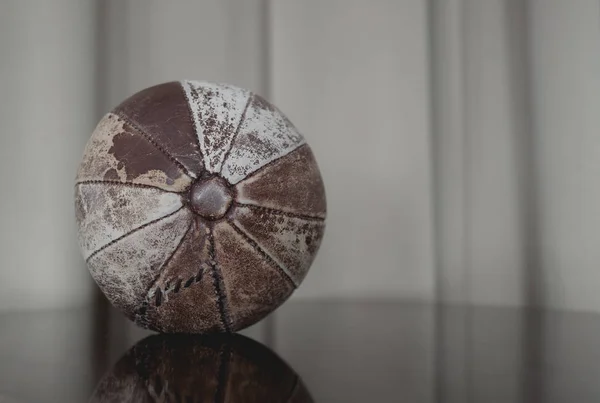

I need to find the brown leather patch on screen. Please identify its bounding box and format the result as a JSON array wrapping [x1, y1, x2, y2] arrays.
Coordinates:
[[114, 82, 204, 176], [213, 222, 294, 331], [144, 219, 223, 333], [109, 120, 186, 185], [76, 113, 192, 192], [235, 144, 326, 217], [229, 205, 325, 285]]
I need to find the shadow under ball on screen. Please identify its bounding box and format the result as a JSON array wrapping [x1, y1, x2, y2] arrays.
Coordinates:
[[75, 81, 326, 333], [89, 334, 314, 402]]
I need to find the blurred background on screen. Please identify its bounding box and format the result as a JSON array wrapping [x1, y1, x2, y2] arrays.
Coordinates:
[[3, 0, 599, 314], [1, 0, 600, 401]]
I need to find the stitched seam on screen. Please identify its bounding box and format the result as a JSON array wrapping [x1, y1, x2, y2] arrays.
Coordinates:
[[86, 206, 184, 262], [145, 225, 213, 314], [210, 229, 232, 332], [113, 111, 197, 179], [157, 258, 209, 295], [135, 219, 193, 327], [145, 220, 193, 299], [151, 264, 208, 307], [182, 81, 208, 169], [231, 142, 308, 185], [234, 202, 326, 221], [179, 81, 205, 163], [227, 220, 298, 288], [218, 93, 253, 175], [75, 180, 185, 194]]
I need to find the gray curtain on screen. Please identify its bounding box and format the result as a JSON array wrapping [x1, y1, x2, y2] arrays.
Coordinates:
[[1, 0, 600, 313]]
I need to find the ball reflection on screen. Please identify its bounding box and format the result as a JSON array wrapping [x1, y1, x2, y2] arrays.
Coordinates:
[[90, 334, 313, 402]]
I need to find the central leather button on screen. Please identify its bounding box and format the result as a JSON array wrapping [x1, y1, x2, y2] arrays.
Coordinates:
[[188, 176, 234, 220]]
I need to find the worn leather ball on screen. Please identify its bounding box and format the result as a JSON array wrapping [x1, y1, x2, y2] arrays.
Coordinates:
[[89, 334, 314, 402], [75, 81, 326, 333]]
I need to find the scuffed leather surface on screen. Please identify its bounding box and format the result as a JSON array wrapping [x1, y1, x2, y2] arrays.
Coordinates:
[[76, 81, 326, 333]]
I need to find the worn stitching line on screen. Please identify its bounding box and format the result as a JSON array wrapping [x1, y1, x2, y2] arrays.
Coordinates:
[[179, 81, 206, 168], [234, 202, 326, 221], [145, 219, 193, 300], [231, 142, 308, 185], [159, 260, 208, 296], [227, 220, 298, 288], [157, 264, 208, 304], [209, 228, 233, 332], [113, 111, 197, 179], [218, 93, 254, 175], [135, 218, 193, 326], [75, 179, 185, 194], [147, 227, 211, 310], [182, 82, 209, 170], [86, 206, 185, 262]]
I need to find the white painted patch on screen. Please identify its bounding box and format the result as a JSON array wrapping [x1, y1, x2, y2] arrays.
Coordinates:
[[87, 208, 192, 316], [220, 97, 305, 184], [75, 183, 183, 260], [181, 80, 251, 173]]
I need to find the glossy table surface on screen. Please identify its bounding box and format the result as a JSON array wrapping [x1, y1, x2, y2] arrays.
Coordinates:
[[0, 300, 598, 402]]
